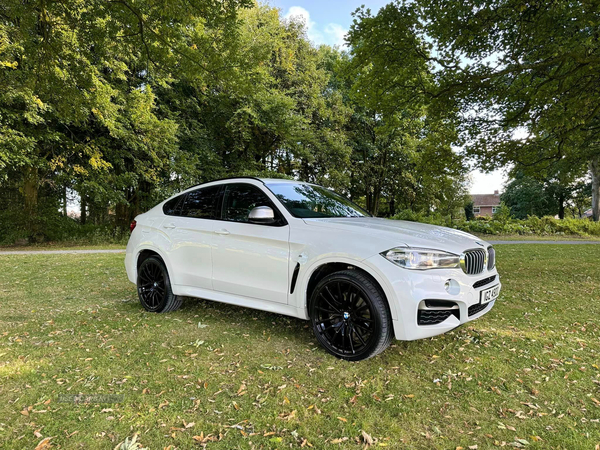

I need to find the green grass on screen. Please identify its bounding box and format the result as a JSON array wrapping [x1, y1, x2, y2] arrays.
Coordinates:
[[0, 243, 126, 251], [475, 234, 600, 241], [1, 246, 599, 449]]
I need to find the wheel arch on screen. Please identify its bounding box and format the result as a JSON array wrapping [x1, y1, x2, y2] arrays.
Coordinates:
[[133, 246, 173, 281], [300, 257, 399, 323]]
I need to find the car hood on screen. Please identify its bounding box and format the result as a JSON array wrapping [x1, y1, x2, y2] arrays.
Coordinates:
[[302, 217, 487, 254]]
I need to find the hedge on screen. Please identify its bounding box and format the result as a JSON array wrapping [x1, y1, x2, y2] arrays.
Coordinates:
[[391, 211, 600, 237]]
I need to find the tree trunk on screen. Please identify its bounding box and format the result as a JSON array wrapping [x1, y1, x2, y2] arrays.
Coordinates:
[[80, 195, 87, 225], [591, 156, 600, 222], [558, 191, 565, 220], [23, 166, 39, 235], [116, 203, 129, 229], [23, 166, 38, 217], [63, 186, 68, 217]]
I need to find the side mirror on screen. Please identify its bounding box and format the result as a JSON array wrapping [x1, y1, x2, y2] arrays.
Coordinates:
[[248, 206, 275, 224]]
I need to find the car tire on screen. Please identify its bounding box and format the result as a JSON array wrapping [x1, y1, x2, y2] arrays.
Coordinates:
[[137, 256, 182, 313], [309, 269, 393, 361]]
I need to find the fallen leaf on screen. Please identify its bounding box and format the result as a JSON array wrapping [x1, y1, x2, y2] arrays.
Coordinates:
[[35, 437, 53, 450], [362, 430, 374, 445]]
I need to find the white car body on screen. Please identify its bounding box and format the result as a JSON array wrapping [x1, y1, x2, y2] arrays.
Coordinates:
[[125, 177, 500, 343]]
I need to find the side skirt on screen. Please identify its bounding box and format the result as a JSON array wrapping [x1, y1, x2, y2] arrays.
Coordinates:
[[173, 285, 307, 320]]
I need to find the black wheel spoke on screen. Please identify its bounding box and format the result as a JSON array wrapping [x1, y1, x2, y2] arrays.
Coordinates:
[[348, 327, 355, 354], [353, 325, 367, 346], [324, 286, 342, 306], [319, 292, 341, 313], [337, 282, 344, 305], [315, 305, 339, 315], [354, 303, 369, 314], [354, 322, 372, 334]]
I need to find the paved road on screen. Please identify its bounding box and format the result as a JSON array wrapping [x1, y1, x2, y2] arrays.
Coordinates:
[[488, 240, 600, 245], [0, 249, 126, 255], [0, 240, 599, 256]]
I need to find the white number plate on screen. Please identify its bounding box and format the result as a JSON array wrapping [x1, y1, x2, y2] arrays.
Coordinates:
[[480, 284, 500, 304]]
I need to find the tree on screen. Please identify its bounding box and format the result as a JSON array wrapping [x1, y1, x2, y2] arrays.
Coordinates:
[[502, 172, 556, 219], [413, 0, 600, 221], [345, 3, 469, 216], [0, 0, 251, 234]]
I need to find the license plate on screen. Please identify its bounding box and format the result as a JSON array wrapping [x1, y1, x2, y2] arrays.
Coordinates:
[[480, 284, 500, 304]]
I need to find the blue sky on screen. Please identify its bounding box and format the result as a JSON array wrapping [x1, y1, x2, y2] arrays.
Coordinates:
[[266, 0, 506, 194], [268, 0, 389, 48]]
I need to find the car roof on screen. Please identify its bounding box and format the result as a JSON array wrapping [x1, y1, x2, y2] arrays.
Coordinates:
[[258, 178, 310, 184], [184, 176, 310, 191]]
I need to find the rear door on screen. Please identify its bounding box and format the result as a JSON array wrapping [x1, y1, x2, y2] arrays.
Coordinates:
[[162, 185, 222, 289], [211, 183, 290, 304]]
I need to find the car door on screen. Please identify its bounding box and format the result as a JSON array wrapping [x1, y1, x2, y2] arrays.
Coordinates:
[[162, 185, 222, 290], [211, 183, 290, 304]]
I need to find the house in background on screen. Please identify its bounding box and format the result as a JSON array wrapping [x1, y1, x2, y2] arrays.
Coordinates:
[[471, 191, 501, 217]]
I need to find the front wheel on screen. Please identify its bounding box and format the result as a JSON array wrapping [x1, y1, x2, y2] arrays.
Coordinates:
[[309, 270, 393, 361], [137, 256, 182, 313]]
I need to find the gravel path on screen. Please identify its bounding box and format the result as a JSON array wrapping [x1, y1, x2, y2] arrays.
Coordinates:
[[0, 249, 126, 255]]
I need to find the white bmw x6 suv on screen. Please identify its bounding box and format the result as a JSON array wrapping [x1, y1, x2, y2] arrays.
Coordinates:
[[125, 177, 500, 360]]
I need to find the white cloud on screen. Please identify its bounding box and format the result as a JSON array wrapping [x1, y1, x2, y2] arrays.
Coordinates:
[[284, 6, 347, 48], [324, 23, 348, 49]]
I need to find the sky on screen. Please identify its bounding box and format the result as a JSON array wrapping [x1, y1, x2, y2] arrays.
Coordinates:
[[268, 0, 507, 195]]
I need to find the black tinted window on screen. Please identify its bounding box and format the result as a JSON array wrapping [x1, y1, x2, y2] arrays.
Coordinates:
[[222, 184, 279, 224], [180, 185, 221, 219], [163, 195, 185, 216]]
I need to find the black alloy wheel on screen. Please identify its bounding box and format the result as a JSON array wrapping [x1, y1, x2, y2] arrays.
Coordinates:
[[309, 270, 393, 361], [137, 256, 182, 313]]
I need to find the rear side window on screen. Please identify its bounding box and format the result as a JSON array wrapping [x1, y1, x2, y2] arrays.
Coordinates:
[[163, 195, 185, 216], [180, 185, 222, 219]]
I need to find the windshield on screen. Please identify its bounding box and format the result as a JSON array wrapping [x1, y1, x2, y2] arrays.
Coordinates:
[[266, 183, 370, 218]]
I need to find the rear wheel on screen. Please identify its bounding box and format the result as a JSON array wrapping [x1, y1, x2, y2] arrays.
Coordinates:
[[309, 270, 393, 361], [137, 256, 182, 313]]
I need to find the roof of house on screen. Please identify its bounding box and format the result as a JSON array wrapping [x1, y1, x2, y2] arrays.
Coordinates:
[[471, 193, 501, 207]]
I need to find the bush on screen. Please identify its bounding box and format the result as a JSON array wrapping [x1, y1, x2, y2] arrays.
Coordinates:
[[391, 211, 600, 237]]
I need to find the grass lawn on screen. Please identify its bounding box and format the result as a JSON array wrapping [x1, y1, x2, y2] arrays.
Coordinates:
[[0, 243, 126, 252], [474, 234, 600, 242], [1, 246, 599, 449]]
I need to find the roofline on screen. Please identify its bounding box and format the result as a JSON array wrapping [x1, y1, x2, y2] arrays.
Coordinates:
[[184, 176, 266, 191]]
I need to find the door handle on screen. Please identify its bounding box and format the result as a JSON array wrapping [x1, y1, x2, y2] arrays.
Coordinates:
[[214, 229, 230, 235], [163, 223, 176, 229]]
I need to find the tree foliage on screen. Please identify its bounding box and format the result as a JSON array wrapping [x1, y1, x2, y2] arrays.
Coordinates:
[[0, 0, 472, 243], [415, 0, 600, 220]]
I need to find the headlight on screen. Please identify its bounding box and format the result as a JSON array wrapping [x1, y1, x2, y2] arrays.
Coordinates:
[[381, 247, 461, 270]]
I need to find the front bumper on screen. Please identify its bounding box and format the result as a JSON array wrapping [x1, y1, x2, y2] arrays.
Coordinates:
[[365, 254, 500, 341]]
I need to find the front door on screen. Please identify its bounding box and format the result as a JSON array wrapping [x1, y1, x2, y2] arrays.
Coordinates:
[[211, 183, 290, 304]]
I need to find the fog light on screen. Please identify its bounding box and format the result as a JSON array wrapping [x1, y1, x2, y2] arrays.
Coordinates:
[[444, 279, 460, 295]]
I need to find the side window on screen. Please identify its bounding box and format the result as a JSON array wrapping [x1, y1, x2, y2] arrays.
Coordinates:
[[180, 185, 222, 219], [222, 184, 281, 224], [163, 194, 185, 216]]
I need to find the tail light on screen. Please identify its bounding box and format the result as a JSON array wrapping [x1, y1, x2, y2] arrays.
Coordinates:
[[130, 220, 137, 232]]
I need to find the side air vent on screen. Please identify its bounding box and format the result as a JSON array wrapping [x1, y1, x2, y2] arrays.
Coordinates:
[[290, 263, 300, 294]]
